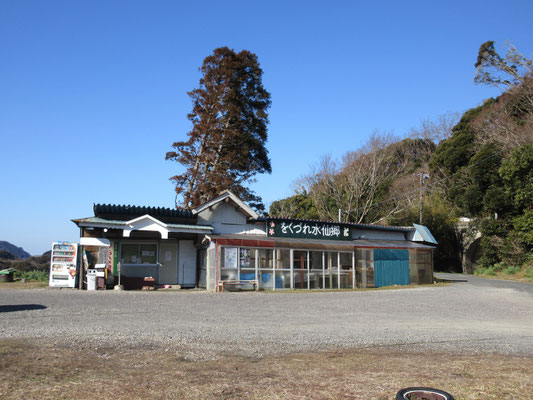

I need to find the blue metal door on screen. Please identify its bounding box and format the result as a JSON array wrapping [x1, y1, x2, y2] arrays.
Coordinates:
[[374, 249, 409, 287]]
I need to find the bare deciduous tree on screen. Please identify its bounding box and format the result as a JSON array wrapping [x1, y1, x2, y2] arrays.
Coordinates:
[[473, 74, 533, 150], [409, 113, 460, 144], [300, 132, 425, 224]]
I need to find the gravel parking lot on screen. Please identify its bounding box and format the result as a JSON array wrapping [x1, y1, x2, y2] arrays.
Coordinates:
[[1, 278, 532, 358]]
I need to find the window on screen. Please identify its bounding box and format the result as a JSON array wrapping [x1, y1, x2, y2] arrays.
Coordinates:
[[221, 247, 238, 269], [218, 245, 355, 291], [356, 248, 374, 288], [120, 243, 157, 264]]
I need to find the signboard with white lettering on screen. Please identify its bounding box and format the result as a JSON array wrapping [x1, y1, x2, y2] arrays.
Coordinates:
[[266, 219, 352, 241]]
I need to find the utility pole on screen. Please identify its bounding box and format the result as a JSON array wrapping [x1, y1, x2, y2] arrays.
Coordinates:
[[416, 172, 430, 224]]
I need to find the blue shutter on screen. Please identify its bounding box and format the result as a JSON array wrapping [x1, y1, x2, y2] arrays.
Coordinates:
[[374, 249, 409, 288]]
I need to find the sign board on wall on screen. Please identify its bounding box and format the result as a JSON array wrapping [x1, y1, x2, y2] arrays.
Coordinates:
[[106, 243, 114, 273], [266, 219, 352, 241]]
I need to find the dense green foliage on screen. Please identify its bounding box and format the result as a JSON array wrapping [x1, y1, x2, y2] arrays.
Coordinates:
[[13, 270, 49, 282], [0, 251, 50, 272], [269, 192, 320, 219], [388, 195, 462, 271], [430, 83, 532, 269], [430, 101, 493, 177]]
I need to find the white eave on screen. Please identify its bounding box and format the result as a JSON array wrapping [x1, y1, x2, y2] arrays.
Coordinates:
[[80, 237, 111, 247], [75, 215, 213, 238], [192, 190, 259, 219], [125, 214, 168, 228]]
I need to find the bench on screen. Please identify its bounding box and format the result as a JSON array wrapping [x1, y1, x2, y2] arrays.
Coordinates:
[[217, 279, 259, 292]]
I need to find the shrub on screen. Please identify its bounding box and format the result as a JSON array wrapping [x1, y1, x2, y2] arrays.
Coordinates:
[[14, 270, 49, 282], [503, 265, 521, 275], [474, 265, 498, 275], [493, 262, 508, 272], [474, 266, 486, 275]]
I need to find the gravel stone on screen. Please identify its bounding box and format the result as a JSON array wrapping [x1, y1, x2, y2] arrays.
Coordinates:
[[1, 276, 532, 358]]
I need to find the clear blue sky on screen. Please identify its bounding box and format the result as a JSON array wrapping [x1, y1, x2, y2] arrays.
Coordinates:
[[1, 0, 532, 255]]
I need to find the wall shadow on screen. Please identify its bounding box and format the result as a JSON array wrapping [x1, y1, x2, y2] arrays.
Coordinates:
[[0, 304, 47, 313]]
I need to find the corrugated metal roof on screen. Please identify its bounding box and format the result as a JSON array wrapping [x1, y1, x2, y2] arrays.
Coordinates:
[[413, 223, 438, 245], [94, 204, 193, 219], [254, 217, 414, 232], [208, 234, 435, 250]]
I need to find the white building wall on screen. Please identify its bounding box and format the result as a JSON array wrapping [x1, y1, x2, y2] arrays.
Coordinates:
[[197, 202, 246, 225], [197, 202, 266, 235], [351, 228, 406, 241]]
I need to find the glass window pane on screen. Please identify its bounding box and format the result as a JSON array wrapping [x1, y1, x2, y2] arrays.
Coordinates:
[[340, 253, 351, 270], [339, 252, 353, 289], [276, 249, 291, 270], [140, 244, 157, 264], [293, 269, 308, 289], [308, 269, 322, 289], [248, 249, 257, 269], [221, 269, 238, 280], [258, 270, 274, 289], [121, 244, 138, 264], [277, 271, 291, 289], [356, 248, 374, 288], [326, 252, 338, 270], [293, 251, 307, 270], [222, 247, 238, 269], [240, 268, 256, 280], [322, 252, 337, 289], [258, 249, 273, 269], [310, 251, 322, 270], [239, 248, 253, 268]]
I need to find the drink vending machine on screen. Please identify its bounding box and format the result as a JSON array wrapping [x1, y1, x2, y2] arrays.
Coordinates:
[[49, 241, 78, 288]]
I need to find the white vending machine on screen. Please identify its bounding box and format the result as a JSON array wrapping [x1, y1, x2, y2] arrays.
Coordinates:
[[49, 242, 78, 288]]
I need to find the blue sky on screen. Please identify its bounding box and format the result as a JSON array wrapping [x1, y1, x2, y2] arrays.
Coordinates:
[[1, 0, 532, 255]]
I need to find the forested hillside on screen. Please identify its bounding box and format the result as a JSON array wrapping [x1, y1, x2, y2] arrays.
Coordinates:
[[270, 42, 532, 274], [0, 251, 51, 274]]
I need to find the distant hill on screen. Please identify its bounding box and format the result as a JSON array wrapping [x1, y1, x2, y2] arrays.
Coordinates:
[[0, 241, 31, 259]]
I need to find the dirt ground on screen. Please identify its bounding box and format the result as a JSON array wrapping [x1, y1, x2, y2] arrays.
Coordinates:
[[1, 339, 532, 400]]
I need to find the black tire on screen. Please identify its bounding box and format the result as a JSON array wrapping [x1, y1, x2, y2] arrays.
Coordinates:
[[396, 387, 455, 400]]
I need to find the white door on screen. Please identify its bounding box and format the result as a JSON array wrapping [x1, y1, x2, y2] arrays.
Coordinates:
[[159, 242, 178, 284], [178, 240, 196, 287]]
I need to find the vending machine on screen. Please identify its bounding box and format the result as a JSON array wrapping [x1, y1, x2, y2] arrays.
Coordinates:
[[49, 241, 78, 288]]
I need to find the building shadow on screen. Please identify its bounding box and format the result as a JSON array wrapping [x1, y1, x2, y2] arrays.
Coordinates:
[[0, 304, 47, 313]]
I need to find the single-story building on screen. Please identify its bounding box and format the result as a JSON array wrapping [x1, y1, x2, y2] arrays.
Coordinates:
[[72, 191, 437, 291]]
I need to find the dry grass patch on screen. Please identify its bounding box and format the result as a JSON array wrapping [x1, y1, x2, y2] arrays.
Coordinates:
[[0, 339, 531, 399], [0, 281, 48, 290]]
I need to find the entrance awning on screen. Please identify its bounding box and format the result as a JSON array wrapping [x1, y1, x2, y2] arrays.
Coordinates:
[[208, 234, 435, 251], [80, 237, 111, 247]]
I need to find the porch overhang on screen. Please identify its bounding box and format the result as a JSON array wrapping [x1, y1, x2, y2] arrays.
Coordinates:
[[73, 215, 213, 238], [206, 234, 436, 251]]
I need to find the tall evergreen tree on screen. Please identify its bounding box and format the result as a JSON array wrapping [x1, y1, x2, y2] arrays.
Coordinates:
[[166, 47, 272, 211]]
